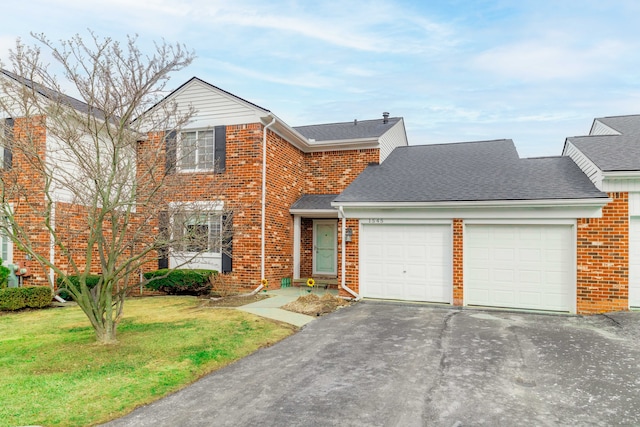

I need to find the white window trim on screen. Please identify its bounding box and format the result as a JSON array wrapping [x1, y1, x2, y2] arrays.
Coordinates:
[[178, 128, 216, 173], [168, 201, 225, 255]]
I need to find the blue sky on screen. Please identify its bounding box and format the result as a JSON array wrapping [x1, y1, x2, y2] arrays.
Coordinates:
[[1, 0, 639, 157]]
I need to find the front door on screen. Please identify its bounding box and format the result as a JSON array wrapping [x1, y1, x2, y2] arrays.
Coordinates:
[[313, 220, 337, 276]]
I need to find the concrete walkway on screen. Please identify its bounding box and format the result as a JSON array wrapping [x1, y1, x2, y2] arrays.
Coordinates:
[[237, 287, 337, 327]]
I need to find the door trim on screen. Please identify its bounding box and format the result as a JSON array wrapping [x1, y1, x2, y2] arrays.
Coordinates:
[[313, 219, 337, 276]]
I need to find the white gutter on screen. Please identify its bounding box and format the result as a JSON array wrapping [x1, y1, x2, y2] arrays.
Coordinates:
[[257, 116, 277, 293], [338, 206, 360, 300], [331, 197, 611, 209]]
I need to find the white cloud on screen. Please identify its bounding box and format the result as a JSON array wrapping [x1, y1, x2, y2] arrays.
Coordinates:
[[472, 37, 628, 81]]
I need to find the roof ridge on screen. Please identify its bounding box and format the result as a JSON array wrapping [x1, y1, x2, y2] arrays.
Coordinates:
[[395, 139, 513, 149], [293, 117, 401, 129], [596, 114, 640, 120]]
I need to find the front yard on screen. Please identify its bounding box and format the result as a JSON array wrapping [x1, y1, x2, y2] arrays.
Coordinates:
[[0, 296, 296, 427]]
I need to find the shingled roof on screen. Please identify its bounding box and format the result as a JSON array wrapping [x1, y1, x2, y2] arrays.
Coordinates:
[[567, 115, 640, 172], [0, 69, 101, 118], [293, 117, 402, 142], [334, 139, 607, 204]]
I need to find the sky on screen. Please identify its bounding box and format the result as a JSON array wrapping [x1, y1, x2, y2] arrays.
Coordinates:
[[1, 0, 639, 157]]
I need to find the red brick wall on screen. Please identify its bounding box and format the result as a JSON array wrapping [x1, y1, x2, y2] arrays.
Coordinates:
[[300, 218, 313, 277], [146, 122, 381, 291], [452, 219, 463, 306], [263, 129, 304, 285], [3, 116, 51, 286], [577, 192, 629, 313], [338, 218, 360, 298], [303, 149, 379, 194]]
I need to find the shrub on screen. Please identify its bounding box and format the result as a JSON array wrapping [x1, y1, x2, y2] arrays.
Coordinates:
[[55, 275, 101, 300], [0, 287, 52, 311], [24, 287, 53, 308], [0, 288, 24, 310], [143, 269, 215, 296]]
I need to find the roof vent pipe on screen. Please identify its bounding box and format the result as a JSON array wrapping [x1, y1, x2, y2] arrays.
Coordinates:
[[382, 112, 389, 123]]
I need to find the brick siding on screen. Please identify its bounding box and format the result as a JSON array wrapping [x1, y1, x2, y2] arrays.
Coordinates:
[[452, 219, 464, 306], [576, 192, 629, 313]]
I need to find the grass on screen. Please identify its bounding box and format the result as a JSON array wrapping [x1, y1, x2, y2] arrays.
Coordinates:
[[0, 296, 296, 427]]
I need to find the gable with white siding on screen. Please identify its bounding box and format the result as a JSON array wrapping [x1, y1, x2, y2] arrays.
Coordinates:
[[562, 140, 604, 189], [589, 119, 621, 136], [378, 118, 408, 161], [140, 78, 269, 131]]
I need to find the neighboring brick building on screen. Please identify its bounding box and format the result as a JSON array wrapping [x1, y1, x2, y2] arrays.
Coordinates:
[[0, 69, 130, 288]]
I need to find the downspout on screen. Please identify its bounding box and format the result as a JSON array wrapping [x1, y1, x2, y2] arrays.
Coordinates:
[[338, 205, 360, 300], [255, 116, 277, 293]]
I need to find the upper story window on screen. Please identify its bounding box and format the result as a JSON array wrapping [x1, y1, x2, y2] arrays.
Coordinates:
[[164, 125, 226, 174], [180, 130, 214, 171]]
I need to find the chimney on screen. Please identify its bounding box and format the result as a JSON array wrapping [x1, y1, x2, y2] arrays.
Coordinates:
[[382, 112, 389, 124]]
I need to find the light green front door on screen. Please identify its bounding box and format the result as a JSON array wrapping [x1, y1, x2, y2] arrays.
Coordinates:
[[313, 220, 337, 275]]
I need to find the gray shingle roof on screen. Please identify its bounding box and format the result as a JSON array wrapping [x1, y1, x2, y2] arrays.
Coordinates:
[[0, 69, 101, 118], [293, 117, 401, 142], [334, 139, 607, 203], [567, 115, 640, 172], [291, 194, 339, 210], [596, 115, 640, 135]]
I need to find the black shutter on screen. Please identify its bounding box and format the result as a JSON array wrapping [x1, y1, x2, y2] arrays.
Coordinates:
[[221, 213, 232, 273], [158, 211, 169, 269], [3, 118, 13, 170], [164, 130, 176, 175], [214, 125, 226, 173]]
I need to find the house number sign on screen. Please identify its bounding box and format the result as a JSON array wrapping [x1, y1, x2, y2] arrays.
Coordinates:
[[368, 218, 384, 224]]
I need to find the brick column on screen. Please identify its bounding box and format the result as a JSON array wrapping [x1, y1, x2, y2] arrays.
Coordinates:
[[452, 219, 464, 306]]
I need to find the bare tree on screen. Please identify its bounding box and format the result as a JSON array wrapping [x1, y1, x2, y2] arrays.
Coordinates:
[[0, 32, 230, 344]]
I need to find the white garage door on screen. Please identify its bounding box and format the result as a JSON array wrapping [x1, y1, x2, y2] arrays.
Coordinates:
[[466, 224, 573, 312], [629, 217, 640, 308], [361, 223, 452, 303]]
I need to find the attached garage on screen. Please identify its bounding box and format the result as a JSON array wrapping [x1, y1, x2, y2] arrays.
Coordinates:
[[465, 224, 574, 312], [629, 217, 640, 308], [360, 223, 452, 303]]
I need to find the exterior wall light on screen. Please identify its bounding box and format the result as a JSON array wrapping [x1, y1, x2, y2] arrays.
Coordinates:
[[345, 227, 353, 242]]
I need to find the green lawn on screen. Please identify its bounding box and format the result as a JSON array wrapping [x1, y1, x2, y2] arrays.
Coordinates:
[[0, 296, 296, 427]]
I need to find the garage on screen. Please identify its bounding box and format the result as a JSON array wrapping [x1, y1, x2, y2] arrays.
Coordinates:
[[360, 223, 452, 303], [629, 217, 640, 308], [465, 224, 574, 312]]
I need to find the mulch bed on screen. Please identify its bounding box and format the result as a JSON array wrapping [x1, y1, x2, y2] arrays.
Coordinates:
[[281, 293, 351, 317]]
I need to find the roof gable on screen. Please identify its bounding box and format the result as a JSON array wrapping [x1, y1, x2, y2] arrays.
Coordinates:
[[568, 115, 640, 172], [140, 77, 270, 130]]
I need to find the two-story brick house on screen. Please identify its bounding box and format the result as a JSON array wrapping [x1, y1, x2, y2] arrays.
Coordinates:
[[140, 77, 408, 291]]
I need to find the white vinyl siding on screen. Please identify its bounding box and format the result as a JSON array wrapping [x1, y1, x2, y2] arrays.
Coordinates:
[[378, 119, 408, 162], [360, 223, 452, 303], [590, 120, 620, 136], [600, 178, 640, 193], [563, 141, 603, 189], [465, 224, 574, 312], [163, 80, 265, 130]]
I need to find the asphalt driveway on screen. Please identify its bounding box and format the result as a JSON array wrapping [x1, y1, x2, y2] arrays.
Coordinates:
[[105, 303, 640, 426]]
